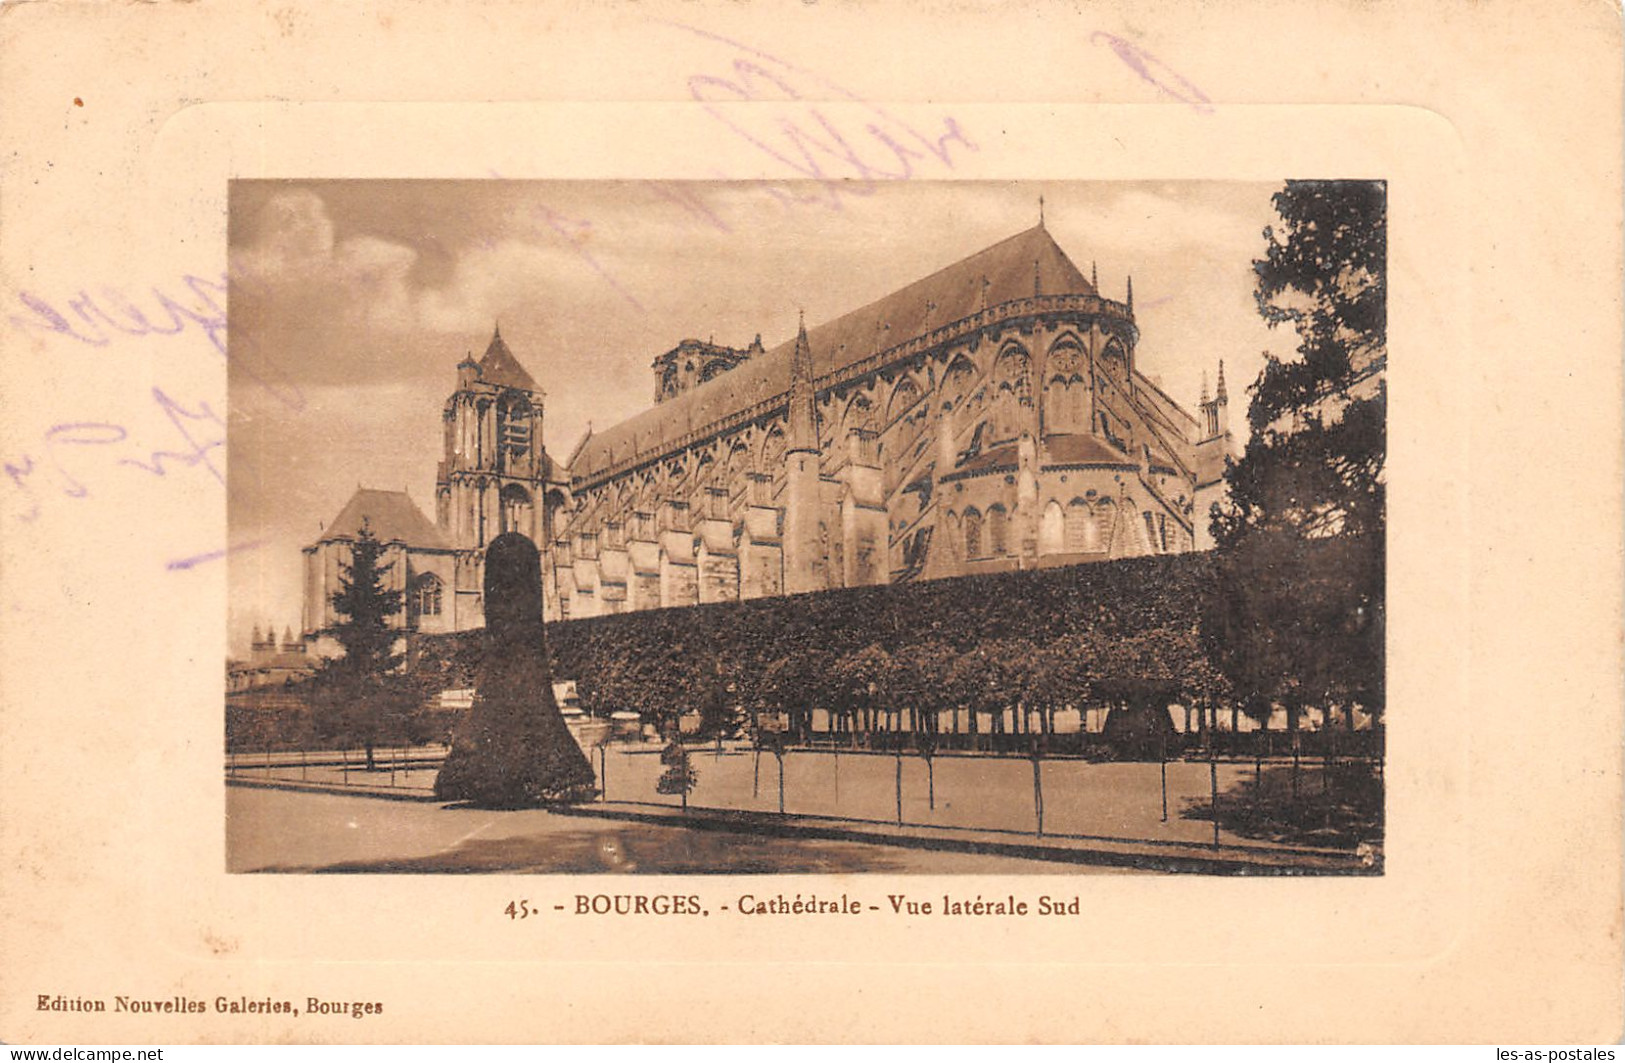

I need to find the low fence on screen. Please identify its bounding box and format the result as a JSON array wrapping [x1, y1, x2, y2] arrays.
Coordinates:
[[589, 741, 1383, 853], [225, 732, 1382, 853], [786, 727, 1383, 760], [227, 743, 449, 792]]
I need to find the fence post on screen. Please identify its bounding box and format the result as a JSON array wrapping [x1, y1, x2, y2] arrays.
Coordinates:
[[1031, 748, 1044, 838], [894, 752, 903, 826], [342, 747, 349, 784], [599, 744, 608, 803], [1160, 735, 1168, 823], [1209, 746, 1220, 850]]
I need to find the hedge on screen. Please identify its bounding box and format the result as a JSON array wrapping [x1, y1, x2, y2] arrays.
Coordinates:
[[405, 551, 1224, 724]]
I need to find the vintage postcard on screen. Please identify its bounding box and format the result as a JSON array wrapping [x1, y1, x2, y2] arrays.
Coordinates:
[[1, 0, 1619, 1046]]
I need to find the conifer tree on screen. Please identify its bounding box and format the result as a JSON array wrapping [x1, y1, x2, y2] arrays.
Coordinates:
[[312, 521, 418, 769]]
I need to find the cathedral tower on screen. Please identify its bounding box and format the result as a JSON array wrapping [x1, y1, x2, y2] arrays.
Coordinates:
[[436, 326, 552, 622]]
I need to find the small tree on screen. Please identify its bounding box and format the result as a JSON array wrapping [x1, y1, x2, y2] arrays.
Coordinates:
[[311, 522, 417, 770], [656, 738, 698, 809], [697, 656, 745, 745], [833, 643, 893, 746]]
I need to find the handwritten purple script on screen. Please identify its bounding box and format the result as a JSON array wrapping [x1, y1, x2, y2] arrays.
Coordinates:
[[3, 25, 1211, 567], [7, 387, 222, 518], [11, 274, 228, 353], [1089, 31, 1215, 114], [669, 21, 979, 212], [4, 273, 303, 569]]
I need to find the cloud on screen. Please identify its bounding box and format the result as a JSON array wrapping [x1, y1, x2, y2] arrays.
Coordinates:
[[233, 188, 640, 351]]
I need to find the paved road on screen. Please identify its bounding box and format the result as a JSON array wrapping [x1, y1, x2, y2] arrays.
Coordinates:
[[227, 786, 1130, 874]]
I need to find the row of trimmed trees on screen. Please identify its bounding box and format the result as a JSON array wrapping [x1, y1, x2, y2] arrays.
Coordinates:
[[571, 623, 1238, 752]]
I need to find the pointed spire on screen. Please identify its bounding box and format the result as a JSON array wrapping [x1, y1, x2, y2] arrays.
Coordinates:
[[1200, 370, 1210, 406], [1092, 260, 1098, 289], [1215, 359, 1228, 403], [283, 625, 295, 647], [792, 310, 812, 378], [1038, 194, 1045, 227], [1126, 275, 1134, 311], [789, 309, 818, 453], [251, 623, 262, 646]]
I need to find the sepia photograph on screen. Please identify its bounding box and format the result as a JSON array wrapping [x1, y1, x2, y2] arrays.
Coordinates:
[[224, 179, 1387, 876]]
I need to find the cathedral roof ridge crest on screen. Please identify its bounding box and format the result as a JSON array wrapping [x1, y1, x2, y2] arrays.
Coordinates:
[[571, 222, 1098, 481]]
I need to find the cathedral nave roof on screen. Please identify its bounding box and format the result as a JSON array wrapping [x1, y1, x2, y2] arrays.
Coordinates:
[[572, 224, 1098, 483]]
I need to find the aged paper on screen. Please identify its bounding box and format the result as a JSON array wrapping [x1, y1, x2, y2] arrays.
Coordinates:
[[1, 0, 1620, 1045]]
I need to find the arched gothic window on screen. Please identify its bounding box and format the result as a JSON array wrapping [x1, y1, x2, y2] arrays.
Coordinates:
[[987, 504, 1009, 555], [500, 483, 534, 536], [963, 507, 983, 559], [994, 346, 1032, 404], [1065, 498, 1091, 551], [412, 573, 443, 619], [1040, 500, 1065, 553], [939, 355, 978, 412], [760, 428, 787, 471], [887, 377, 921, 423], [1096, 497, 1117, 553]]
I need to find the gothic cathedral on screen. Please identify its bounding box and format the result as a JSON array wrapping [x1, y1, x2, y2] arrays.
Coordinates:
[[303, 221, 1234, 639]]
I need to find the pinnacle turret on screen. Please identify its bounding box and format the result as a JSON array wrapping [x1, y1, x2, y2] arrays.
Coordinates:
[[788, 311, 818, 453]]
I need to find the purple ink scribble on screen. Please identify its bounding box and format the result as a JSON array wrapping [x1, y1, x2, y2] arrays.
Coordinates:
[[3, 386, 226, 533], [644, 181, 734, 234], [166, 539, 264, 572], [528, 203, 646, 312], [665, 22, 979, 210], [119, 387, 226, 486], [10, 274, 228, 354], [44, 422, 128, 498], [1091, 31, 1214, 114], [10, 271, 308, 414]]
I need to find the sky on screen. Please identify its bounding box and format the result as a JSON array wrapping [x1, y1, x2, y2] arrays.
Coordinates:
[[227, 179, 1286, 657]]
